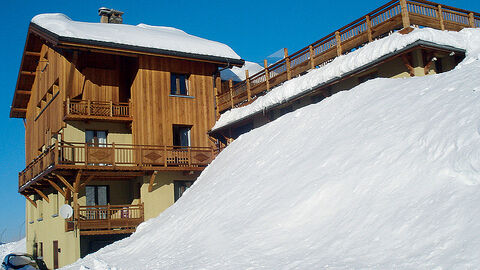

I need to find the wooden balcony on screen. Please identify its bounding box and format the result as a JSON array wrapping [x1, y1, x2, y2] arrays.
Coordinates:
[[68, 204, 144, 235], [64, 99, 132, 121], [19, 141, 216, 191], [217, 0, 480, 112]]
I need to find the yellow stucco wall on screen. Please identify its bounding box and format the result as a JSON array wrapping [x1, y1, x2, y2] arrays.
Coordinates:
[[62, 122, 132, 145], [140, 171, 198, 221], [26, 192, 79, 269]]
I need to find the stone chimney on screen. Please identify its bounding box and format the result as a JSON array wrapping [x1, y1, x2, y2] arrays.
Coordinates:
[[98, 7, 124, 24]]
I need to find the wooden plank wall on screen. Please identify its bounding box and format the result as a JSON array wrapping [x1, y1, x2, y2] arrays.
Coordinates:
[[25, 42, 131, 164], [131, 56, 217, 147]]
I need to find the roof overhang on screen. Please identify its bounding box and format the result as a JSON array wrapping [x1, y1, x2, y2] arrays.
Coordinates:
[[210, 40, 466, 135]]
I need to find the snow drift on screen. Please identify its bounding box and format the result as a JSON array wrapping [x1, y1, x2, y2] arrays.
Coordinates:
[[65, 29, 480, 269], [0, 238, 26, 260]]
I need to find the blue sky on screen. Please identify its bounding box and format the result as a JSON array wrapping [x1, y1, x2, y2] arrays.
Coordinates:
[[1, 0, 479, 243]]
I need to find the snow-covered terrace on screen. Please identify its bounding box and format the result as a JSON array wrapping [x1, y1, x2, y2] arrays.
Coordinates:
[[212, 27, 472, 132]]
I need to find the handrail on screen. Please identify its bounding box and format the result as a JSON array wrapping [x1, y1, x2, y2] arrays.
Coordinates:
[[19, 141, 217, 188], [217, 0, 478, 113], [65, 98, 131, 118]]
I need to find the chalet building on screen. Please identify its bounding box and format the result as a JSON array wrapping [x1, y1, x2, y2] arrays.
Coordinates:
[[10, 1, 479, 269], [11, 8, 243, 268], [210, 0, 476, 141]]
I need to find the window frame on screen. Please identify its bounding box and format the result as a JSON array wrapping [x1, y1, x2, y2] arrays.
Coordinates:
[[170, 73, 190, 96]]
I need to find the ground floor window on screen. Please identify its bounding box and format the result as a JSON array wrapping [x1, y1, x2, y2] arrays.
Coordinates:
[[174, 181, 194, 202]]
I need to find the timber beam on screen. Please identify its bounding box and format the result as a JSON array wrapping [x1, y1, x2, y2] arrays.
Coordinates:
[[22, 194, 37, 208], [53, 173, 74, 192], [79, 175, 94, 190], [148, 171, 158, 192], [33, 187, 49, 203], [46, 179, 66, 197], [401, 54, 415, 77]]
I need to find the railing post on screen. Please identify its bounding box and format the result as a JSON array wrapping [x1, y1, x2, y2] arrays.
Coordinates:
[[366, 15, 373, 42], [309, 45, 315, 70], [107, 204, 111, 230], [214, 86, 220, 119], [264, 59, 270, 91], [284, 48, 292, 80], [229, 79, 234, 109], [110, 101, 113, 117], [335, 31, 342, 56], [66, 98, 70, 116], [245, 70, 252, 102], [54, 140, 59, 165], [84, 143, 88, 166], [112, 142, 116, 167], [469, 13, 476, 28], [400, 0, 411, 28], [437, 5, 445, 30], [164, 145, 168, 167], [188, 147, 191, 166], [87, 100, 91, 115]]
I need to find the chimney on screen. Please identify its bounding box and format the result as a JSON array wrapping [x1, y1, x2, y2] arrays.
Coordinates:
[[98, 7, 124, 24]]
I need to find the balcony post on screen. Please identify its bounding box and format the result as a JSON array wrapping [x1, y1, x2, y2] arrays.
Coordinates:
[[245, 70, 252, 102], [54, 140, 59, 165], [87, 100, 91, 115], [309, 45, 315, 70], [469, 13, 476, 28], [66, 98, 70, 116], [335, 31, 342, 56], [366, 15, 373, 42], [188, 147, 191, 166], [110, 101, 113, 117], [437, 5, 445, 30], [112, 142, 116, 167], [107, 204, 111, 230], [164, 145, 168, 167], [400, 0, 411, 29], [84, 143, 89, 166], [264, 59, 270, 91], [284, 48, 291, 80], [229, 79, 234, 109]]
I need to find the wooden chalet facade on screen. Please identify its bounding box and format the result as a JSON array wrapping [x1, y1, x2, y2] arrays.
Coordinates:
[[11, 9, 243, 269]]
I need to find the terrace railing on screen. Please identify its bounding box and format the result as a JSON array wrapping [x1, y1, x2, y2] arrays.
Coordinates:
[[19, 141, 216, 189], [217, 0, 479, 112], [65, 98, 131, 120]]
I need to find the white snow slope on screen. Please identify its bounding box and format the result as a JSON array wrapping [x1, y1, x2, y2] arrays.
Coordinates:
[[32, 14, 241, 60], [65, 30, 480, 269], [0, 238, 26, 260]]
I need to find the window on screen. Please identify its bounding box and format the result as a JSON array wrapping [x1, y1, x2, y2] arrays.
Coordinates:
[[37, 198, 43, 221], [174, 181, 194, 202], [52, 192, 59, 217], [173, 125, 191, 147], [86, 130, 107, 147], [86, 186, 109, 206], [170, 73, 189, 96]]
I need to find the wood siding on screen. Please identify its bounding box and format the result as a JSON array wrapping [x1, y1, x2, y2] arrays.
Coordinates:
[[131, 56, 217, 147]]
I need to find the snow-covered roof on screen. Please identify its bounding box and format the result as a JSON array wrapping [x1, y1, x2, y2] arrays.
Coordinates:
[[212, 27, 475, 132], [31, 13, 242, 63], [220, 61, 264, 81]]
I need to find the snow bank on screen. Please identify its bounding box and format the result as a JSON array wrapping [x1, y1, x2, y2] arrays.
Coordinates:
[[220, 61, 264, 81], [212, 27, 477, 131], [0, 238, 26, 260], [64, 28, 480, 269], [31, 14, 241, 60]]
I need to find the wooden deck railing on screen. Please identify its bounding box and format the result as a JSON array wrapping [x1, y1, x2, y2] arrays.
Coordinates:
[[19, 141, 216, 188], [75, 204, 144, 234], [65, 98, 131, 120], [217, 0, 479, 112]]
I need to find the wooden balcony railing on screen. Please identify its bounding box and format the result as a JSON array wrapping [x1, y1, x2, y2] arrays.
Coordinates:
[[217, 0, 479, 112], [19, 141, 216, 189], [65, 98, 131, 120], [73, 204, 144, 235]]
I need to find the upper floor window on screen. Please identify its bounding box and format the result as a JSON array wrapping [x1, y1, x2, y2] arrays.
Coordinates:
[[170, 73, 189, 96], [173, 125, 191, 147]]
